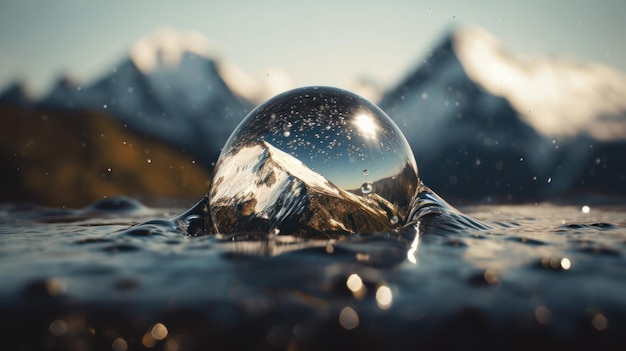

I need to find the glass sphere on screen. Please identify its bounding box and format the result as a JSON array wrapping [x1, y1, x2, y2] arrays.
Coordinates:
[[209, 86, 419, 237]]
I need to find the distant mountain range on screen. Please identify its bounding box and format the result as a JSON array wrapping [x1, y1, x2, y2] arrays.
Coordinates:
[[2, 26, 625, 203], [379, 26, 626, 201]]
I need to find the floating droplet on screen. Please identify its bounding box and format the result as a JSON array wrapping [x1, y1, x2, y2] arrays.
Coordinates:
[[375, 285, 393, 310], [49, 319, 68, 336], [112, 338, 128, 351], [592, 313, 608, 331], [560, 257, 572, 270], [209, 86, 419, 236], [151, 323, 168, 340], [346, 273, 363, 292], [339, 306, 359, 330], [360, 182, 373, 194]]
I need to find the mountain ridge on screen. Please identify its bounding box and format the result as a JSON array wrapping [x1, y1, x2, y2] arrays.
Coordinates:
[[1, 26, 624, 202], [378, 25, 626, 201], [210, 140, 401, 236]]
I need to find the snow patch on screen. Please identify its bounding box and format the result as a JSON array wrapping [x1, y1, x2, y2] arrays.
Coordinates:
[[130, 28, 216, 73], [211, 141, 340, 216], [454, 25, 626, 141]]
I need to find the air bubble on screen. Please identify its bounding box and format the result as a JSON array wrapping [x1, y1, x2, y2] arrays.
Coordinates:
[[209, 86, 419, 236]]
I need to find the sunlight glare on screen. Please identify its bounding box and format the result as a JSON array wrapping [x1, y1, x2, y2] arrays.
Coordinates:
[[353, 113, 378, 139], [407, 223, 421, 264]]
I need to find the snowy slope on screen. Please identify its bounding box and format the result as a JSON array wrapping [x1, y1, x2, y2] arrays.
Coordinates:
[[379, 26, 626, 201], [210, 141, 397, 235], [454, 26, 626, 142], [24, 29, 292, 167], [1, 26, 623, 201]]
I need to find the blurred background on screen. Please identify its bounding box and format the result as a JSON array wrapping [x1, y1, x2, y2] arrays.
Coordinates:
[[1, 0, 625, 207]]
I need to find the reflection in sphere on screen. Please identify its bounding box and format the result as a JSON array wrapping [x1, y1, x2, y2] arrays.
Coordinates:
[[209, 86, 420, 237]]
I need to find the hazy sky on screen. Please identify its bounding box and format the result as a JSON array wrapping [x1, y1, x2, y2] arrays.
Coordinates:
[[0, 0, 624, 96]]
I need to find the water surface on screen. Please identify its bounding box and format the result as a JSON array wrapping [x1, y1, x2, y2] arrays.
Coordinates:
[[1, 198, 625, 350]]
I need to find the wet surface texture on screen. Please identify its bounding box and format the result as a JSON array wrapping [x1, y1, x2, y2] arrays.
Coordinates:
[[1, 199, 625, 350]]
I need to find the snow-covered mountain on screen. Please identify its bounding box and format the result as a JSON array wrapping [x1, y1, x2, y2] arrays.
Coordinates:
[[379, 25, 626, 202], [209, 140, 399, 236], [1, 26, 624, 202], [38, 76, 81, 109], [2, 29, 292, 167], [454, 26, 626, 142], [82, 52, 253, 166]]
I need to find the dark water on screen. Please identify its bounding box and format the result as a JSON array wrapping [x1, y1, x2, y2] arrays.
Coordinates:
[[1, 198, 625, 350]]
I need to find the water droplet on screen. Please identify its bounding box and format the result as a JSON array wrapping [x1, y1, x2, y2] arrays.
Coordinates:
[[112, 338, 128, 351], [582, 205, 590, 214], [150, 323, 168, 340], [560, 257, 572, 270], [339, 306, 359, 330], [376, 285, 393, 310], [49, 319, 68, 336], [592, 313, 608, 331], [209, 87, 419, 236], [390, 216, 399, 225], [360, 182, 373, 194], [346, 273, 363, 292]]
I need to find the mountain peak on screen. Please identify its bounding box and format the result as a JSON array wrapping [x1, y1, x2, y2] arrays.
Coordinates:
[[128, 27, 291, 103], [130, 27, 217, 73], [210, 140, 400, 236], [0, 81, 34, 106], [451, 25, 626, 141]]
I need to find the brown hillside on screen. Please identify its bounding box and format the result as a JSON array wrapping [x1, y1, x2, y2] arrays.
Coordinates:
[[0, 105, 211, 207]]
